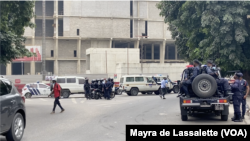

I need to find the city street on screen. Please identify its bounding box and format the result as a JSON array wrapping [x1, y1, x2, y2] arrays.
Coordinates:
[[0, 93, 249, 141]]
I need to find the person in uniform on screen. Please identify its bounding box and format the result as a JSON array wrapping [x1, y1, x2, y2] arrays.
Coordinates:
[[230, 73, 243, 122], [96, 79, 103, 99], [91, 79, 95, 89], [238, 73, 249, 119], [182, 60, 201, 97], [105, 78, 112, 100], [84, 79, 91, 100], [177, 65, 194, 97], [206, 60, 230, 97]]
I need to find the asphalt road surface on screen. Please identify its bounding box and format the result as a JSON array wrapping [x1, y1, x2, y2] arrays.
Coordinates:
[[0, 93, 248, 141]]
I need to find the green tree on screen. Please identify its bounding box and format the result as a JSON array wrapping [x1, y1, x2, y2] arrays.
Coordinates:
[[157, 1, 250, 82], [0, 1, 35, 65]]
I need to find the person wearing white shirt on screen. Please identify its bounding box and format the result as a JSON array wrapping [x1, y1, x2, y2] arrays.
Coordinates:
[[160, 77, 167, 99]]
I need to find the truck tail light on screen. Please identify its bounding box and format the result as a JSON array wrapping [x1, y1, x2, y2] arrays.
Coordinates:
[[24, 88, 27, 90], [183, 100, 191, 103], [219, 99, 227, 103]]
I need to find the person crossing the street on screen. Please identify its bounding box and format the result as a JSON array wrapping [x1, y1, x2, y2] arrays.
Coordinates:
[[50, 78, 65, 114], [160, 77, 167, 99]]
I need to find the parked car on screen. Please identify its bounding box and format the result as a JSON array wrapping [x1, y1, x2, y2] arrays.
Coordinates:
[[119, 75, 161, 96], [55, 76, 85, 98], [21, 82, 51, 98], [0, 78, 26, 141]]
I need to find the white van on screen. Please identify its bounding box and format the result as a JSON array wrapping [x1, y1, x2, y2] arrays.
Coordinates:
[[56, 76, 85, 98], [119, 75, 161, 96]]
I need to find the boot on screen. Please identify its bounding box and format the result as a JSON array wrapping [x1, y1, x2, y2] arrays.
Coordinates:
[[242, 115, 245, 119], [231, 116, 235, 121], [234, 115, 243, 122]]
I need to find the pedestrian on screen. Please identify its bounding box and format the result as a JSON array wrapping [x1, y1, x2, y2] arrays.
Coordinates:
[[50, 78, 65, 114], [238, 73, 249, 119], [105, 78, 112, 100], [160, 77, 167, 99], [229, 73, 243, 122], [84, 79, 91, 100]]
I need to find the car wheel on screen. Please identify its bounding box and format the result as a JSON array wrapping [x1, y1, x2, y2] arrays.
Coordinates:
[[221, 115, 228, 121], [25, 93, 32, 98], [130, 88, 138, 96], [141, 92, 146, 94], [181, 115, 188, 121], [127, 92, 131, 96], [173, 86, 179, 93], [192, 74, 217, 98], [62, 90, 70, 98], [6, 113, 24, 141], [118, 89, 123, 95], [154, 88, 160, 95]]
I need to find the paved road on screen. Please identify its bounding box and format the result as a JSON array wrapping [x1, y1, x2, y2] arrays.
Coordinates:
[[0, 93, 249, 141]]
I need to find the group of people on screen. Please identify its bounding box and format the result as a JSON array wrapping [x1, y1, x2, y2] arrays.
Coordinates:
[[178, 59, 249, 122], [84, 78, 114, 100]]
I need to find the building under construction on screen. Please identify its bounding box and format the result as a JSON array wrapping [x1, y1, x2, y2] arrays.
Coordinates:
[[0, 0, 186, 80]]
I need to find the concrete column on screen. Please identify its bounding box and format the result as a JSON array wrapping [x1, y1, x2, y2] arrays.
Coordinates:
[[54, 60, 58, 75], [77, 38, 81, 74], [30, 61, 35, 75], [134, 40, 139, 48], [110, 38, 112, 48], [152, 44, 154, 60], [6, 63, 12, 75], [160, 40, 166, 63], [175, 44, 177, 60]]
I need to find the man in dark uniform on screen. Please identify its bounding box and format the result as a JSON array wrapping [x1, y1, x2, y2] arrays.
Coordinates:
[[105, 78, 112, 100], [177, 65, 194, 97], [84, 79, 91, 100], [206, 60, 230, 96], [238, 73, 249, 119], [91, 79, 95, 89], [230, 73, 243, 122], [96, 79, 103, 99], [182, 60, 201, 98]]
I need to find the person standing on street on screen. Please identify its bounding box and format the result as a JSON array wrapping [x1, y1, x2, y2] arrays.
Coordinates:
[[229, 73, 243, 122], [50, 78, 65, 114], [238, 73, 249, 119], [160, 77, 167, 99], [84, 79, 91, 100], [105, 78, 112, 100]]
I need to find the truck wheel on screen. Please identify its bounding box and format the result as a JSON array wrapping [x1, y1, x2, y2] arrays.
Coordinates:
[[154, 91, 159, 95], [62, 90, 70, 98], [192, 74, 217, 98], [221, 115, 228, 121], [130, 88, 138, 96], [141, 92, 146, 94], [173, 86, 179, 93], [127, 92, 131, 96], [181, 115, 188, 121]]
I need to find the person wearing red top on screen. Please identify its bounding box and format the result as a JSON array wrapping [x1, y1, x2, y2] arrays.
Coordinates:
[[50, 78, 65, 114]]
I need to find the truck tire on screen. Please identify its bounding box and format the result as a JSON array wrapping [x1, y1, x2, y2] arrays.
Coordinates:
[[127, 92, 131, 96], [192, 74, 217, 98], [221, 115, 228, 121], [130, 88, 138, 96], [173, 86, 179, 93], [141, 92, 146, 94], [62, 90, 70, 98], [181, 115, 188, 121]]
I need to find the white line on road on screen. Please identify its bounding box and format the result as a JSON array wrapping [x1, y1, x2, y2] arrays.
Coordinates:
[[39, 98, 47, 101], [71, 98, 77, 104]]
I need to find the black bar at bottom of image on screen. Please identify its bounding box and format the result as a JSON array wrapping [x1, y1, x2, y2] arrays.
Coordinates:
[[126, 125, 250, 140]]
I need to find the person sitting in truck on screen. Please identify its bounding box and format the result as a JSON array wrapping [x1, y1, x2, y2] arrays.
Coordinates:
[[182, 59, 201, 97], [177, 65, 194, 97], [206, 60, 230, 97]]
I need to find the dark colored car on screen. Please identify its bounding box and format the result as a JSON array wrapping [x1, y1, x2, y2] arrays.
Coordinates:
[[0, 78, 26, 141]]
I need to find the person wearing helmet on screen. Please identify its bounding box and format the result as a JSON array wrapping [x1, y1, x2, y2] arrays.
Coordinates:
[[84, 79, 91, 100], [229, 72, 243, 122]]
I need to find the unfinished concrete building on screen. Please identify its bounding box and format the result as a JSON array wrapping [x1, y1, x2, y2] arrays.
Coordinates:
[[1, 0, 186, 79]]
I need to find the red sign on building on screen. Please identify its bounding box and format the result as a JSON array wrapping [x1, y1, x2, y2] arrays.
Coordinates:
[[13, 46, 42, 62], [15, 79, 21, 83]]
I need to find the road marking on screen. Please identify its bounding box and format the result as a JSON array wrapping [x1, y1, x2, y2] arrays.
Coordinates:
[[39, 98, 47, 101], [71, 98, 77, 104]]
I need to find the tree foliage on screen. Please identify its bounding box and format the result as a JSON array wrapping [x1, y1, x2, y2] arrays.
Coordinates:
[[0, 1, 35, 65], [157, 1, 250, 76]]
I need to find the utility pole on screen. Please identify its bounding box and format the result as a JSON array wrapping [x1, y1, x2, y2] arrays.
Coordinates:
[[42, 0, 46, 80]]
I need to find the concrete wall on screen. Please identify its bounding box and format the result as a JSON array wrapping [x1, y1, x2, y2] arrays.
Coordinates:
[[64, 1, 130, 17], [86, 48, 140, 74], [58, 60, 77, 75], [58, 40, 77, 58], [81, 40, 91, 59], [34, 39, 54, 58], [80, 61, 86, 74], [63, 18, 130, 38], [148, 2, 163, 20], [115, 62, 188, 82], [148, 21, 164, 39]]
